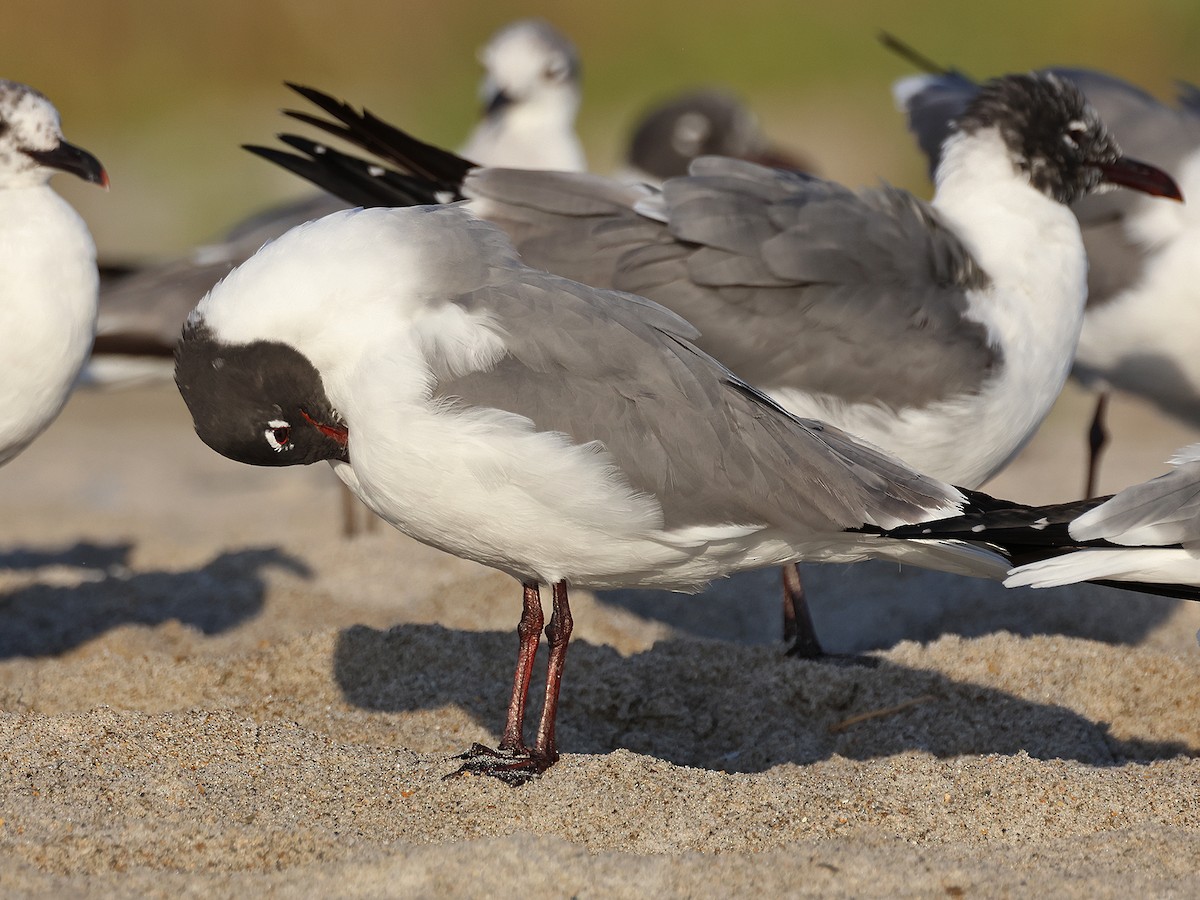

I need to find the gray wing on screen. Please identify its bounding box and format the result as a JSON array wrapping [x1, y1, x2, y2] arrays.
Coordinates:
[[95, 193, 346, 353], [466, 168, 664, 291], [1071, 447, 1200, 547], [433, 270, 964, 534], [467, 159, 997, 409]]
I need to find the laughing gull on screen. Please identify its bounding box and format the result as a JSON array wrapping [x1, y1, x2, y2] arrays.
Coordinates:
[[621, 88, 812, 184], [887, 37, 1200, 497], [174, 204, 1197, 783], [90, 17, 586, 389], [244, 74, 1182, 657], [0, 79, 106, 467]]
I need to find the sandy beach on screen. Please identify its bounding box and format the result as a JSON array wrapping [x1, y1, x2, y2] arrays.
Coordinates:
[[0, 381, 1197, 897]]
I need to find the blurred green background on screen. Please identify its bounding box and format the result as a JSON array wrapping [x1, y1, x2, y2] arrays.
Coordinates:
[[5, 0, 1198, 261]]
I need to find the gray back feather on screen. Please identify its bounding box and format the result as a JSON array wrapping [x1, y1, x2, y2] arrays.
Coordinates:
[[466, 159, 997, 409]]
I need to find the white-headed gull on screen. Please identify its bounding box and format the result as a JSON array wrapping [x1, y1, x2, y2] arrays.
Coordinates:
[[91, 17, 586, 391], [459, 18, 585, 172], [0, 79, 106, 467]]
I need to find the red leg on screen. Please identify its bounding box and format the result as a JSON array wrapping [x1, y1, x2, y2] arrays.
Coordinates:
[[340, 483, 358, 539], [498, 582, 543, 754], [783, 564, 878, 667], [448, 580, 574, 785], [530, 581, 573, 766]]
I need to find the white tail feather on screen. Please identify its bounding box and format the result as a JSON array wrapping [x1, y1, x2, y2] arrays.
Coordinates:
[[1006, 548, 1200, 589]]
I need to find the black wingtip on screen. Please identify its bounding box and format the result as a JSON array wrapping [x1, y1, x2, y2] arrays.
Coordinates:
[[274, 81, 476, 188], [244, 138, 449, 210]]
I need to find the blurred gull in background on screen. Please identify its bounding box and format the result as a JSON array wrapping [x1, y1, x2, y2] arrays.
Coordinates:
[[459, 18, 586, 171], [88, 18, 585, 389], [621, 87, 813, 184]]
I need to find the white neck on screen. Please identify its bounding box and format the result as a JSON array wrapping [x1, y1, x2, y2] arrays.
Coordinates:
[[460, 89, 585, 172], [929, 127, 1088, 484], [932, 128, 1088, 343]]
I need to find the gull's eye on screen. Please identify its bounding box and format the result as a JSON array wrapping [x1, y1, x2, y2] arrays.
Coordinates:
[[264, 419, 292, 452], [1063, 119, 1089, 149]]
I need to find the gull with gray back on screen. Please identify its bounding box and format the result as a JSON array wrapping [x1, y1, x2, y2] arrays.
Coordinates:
[[244, 73, 1182, 656], [0, 79, 106, 466], [174, 204, 1198, 784], [621, 88, 812, 184]]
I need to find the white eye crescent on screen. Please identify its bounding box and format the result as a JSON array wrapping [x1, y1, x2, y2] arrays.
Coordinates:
[[265, 419, 293, 452]]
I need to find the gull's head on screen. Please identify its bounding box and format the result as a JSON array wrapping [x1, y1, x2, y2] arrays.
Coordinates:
[[954, 73, 1181, 205], [0, 79, 107, 189], [175, 321, 349, 469], [173, 205, 520, 470], [477, 19, 581, 116], [627, 90, 764, 181]]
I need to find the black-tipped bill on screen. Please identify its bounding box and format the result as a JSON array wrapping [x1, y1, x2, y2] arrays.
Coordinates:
[[26, 138, 109, 188], [483, 88, 514, 118], [1099, 157, 1183, 202]]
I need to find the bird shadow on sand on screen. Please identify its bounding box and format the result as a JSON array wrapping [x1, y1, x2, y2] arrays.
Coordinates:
[[332, 622, 1196, 775], [0, 543, 310, 658], [0, 541, 135, 574], [596, 563, 1181, 651]]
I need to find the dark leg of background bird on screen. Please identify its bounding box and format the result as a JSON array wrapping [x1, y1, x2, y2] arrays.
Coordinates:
[[783, 563, 878, 667], [1085, 391, 1110, 499], [340, 482, 383, 538], [450, 580, 573, 785], [782, 563, 822, 656], [340, 483, 359, 538]]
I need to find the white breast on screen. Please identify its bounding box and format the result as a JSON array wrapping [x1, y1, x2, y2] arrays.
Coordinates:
[[0, 185, 97, 464], [771, 131, 1088, 488], [1073, 148, 1200, 422]]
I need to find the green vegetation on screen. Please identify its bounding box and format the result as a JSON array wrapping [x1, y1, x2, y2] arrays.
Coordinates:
[[4, 0, 1197, 257]]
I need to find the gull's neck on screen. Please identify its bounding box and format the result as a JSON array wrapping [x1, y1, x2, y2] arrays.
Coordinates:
[[931, 127, 1085, 291], [462, 89, 585, 171]]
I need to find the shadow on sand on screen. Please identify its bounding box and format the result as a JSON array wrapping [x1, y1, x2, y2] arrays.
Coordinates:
[[332, 622, 1196, 775], [0, 542, 310, 658]]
